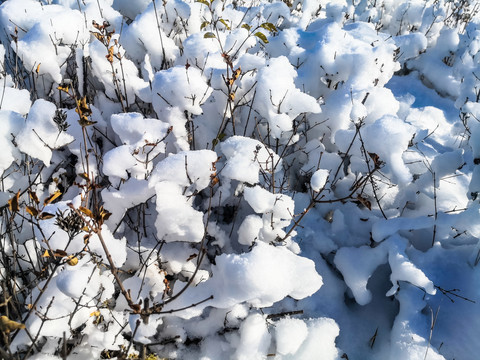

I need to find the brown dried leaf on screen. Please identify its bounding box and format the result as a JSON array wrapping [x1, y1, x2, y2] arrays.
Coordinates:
[[28, 190, 40, 205], [38, 212, 55, 220], [356, 195, 372, 211], [186, 253, 197, 262], [53, 249, 68, 258], [8, 190, 20, 213], [26, 206, 39, 217]]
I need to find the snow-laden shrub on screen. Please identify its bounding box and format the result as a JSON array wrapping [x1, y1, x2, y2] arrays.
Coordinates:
[[0, 0, 479, 359]]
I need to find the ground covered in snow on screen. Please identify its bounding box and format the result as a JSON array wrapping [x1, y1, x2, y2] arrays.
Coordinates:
[[0, 0, 479, 359]]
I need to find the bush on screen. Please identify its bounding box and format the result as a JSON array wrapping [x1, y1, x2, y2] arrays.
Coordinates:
[[0, 0, 479, 359]]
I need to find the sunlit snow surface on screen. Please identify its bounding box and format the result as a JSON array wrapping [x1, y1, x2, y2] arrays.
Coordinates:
[[0, 0, 479, 359]]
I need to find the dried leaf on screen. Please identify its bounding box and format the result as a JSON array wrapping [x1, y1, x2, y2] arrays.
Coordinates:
[[8, 190, 20, 213], [38, 212, 55, 220], [44, 191, 62, 206], [368, 152, 382, 168], [241, 23, 251, 31], [186, 253, 197, 262], [57, 84, 69, 93], [0, 316, 25, 334], [79, 206, 94, 218], [79, 172, 90, 181], [78, 116, 97, 127], [233, 67, 241, 80], [204, 32, 216, 39], [196, 0, 210, 6], [28, 190, 40, 205], [76, 96, 91, 117], [42, 250, 50, 258], [67, 255, 78, 266], [228, 92, 235, 101], [90, 310, 101, 317], [53, 249, 68, 258], [200, 21, 209, 30], [357, 195, 372, 211], [91, 31, 104, 42], [106, 46, 114, 63], [26, 206, 39, 217], [35, 63, 41, 74]]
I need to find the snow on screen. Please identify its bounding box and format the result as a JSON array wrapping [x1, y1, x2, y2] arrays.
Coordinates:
[[220, 136, 281, 184], [161, 242, 323, 317], [2, 0, 480, 359], [17, 99, 74, 165], [274, 318, 309, 355], [234, 314, 271, 360], [310, 169, 329, 192]]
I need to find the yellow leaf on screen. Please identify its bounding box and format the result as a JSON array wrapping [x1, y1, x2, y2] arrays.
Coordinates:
[[204, 32, 216, 39], [57, 84, 69, 93], [219, 18, 231, 30], [8, 190, 20, 213], [42, 250, 50, 258], [233, 67, 241, 80], [76, 96, 92, 118], [254, 32, 269, 43], [260, 22, 278, 33], [44, 191, 62, 206], [200, 21, 210, 30], [79, 206, 94, 218], [67, 255, 78, 266], [0, 316, 25, 334], [35, 63, 41, 74], [241, 24, 251, 31], [78, 172, 90, 181], [90, 310, 101, 317], [91, 31, 104, 42]]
